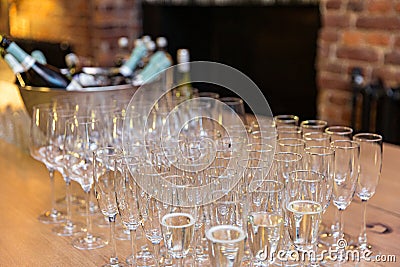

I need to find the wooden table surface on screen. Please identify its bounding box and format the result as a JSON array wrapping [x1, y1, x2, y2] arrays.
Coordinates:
[[0, 139, 398, 266]]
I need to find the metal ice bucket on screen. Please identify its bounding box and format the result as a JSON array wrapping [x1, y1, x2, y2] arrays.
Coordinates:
[[18, 67, 138, 115]]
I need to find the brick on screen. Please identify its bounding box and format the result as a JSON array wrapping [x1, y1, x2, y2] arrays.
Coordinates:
[[316, 41, 331, 58], [323, 14, 351, 28], [342, 31, 364, 46], [347, 0, 364, 12], [366, 0, 393, 13], [317, 74, 350, 91], [356, 16, 400, 30], [318, 61, 345, 74], [395, 3, 400, 13], [337, 47, 380, 62], [319, 28, 339, 42], [364, 32, 391, 47], [384, 51, 400, 65], [326, 0, 342, 9]]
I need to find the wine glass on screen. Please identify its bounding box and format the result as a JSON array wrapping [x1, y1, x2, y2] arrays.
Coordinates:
[[115, 153, 142, 265], [247, 180, 284, 266], [353, 133, 383, 251], [65, 116, 107, 250], [49, 108, 86, 236], [219, 96, 247, 126], [29, 103, 65, 224], [161, 212, 196, 267], [93, 146, 125, 266], [206, 225, 246, 267], [328, 140, 360, 262]]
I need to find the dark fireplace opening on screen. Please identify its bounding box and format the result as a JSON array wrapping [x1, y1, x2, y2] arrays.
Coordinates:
[[143, 3, 321, 119]]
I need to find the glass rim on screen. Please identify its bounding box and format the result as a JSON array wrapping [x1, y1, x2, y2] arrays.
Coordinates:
[[160, 212, 195, 228], [353, 133, 383, 142], [206, 225, 246, 244], [330, 140, 360, 149], [325, 126, 353, 135], [249, 179, 284, 193], [219, 96, 244, 105], [289, 169, 326, 182], [300, 119, 328, 128], [273, 151, 302, 162], [303, 132, 330, 140]]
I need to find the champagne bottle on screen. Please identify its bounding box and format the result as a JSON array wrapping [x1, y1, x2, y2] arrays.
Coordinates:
[[175, 49, 193, 99], [1, 50, 27, 87], [0, 35, 81, 90], [133, 50, 173, 85], [117, 39, 148, 78]]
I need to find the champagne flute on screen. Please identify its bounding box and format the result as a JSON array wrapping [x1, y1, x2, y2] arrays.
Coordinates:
[[115, 153, 142, 265], [49, 108, 86, 236], [353, 133, 383, 251], [206, 225, 246, 267], [247, 180, 284, 266], [65, 116, 107, 250], [29, 103, 65, 224], [286, 170, 326, 265], [161, 212, 196, 267], [329, 140, 360, 262], [300, 119, 327, 135], [93, 146, 125, 266]]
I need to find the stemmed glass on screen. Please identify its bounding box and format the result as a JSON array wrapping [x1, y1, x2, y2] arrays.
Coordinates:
[[49, 108, 86, 236], [29, 103, 65, 224], [65, 116, 107, 250], [93, 146, 125, 266], [247, 180, 284, 266], [160, 212, 196, 267], [115, 153, 142, 265], [353, 133, 383, 251], [286, 170, 328, 265], [206, 225, 246, 267], [329, 140, 360, 261]]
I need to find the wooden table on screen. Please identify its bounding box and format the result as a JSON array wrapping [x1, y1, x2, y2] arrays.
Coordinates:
[[0, 139, 398, 266]]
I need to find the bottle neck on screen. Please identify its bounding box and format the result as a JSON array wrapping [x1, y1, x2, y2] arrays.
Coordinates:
[[4, 54, 25, 74], [6, 42, 35, 70], [120, 42, 148, 77]]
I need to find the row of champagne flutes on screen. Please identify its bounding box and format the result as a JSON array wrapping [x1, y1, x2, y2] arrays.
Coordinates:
[[28, 92, 382, 266]]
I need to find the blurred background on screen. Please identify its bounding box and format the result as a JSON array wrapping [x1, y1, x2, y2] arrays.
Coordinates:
[[1, 0, 400, 142]]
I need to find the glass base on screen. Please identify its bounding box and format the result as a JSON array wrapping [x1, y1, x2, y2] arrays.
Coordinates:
[[52, 221, 85, 236], [72, 233, 107, 250], [318, 232, 352, 248], [56, 194, 85, 206], [38, 209, 66, 224]]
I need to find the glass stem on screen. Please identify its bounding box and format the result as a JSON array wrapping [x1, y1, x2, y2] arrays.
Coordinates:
[[48, 168, 58, 215], [153, 243, 160, 267], [85, 190, 93, 239], [109, 215, 119, 265], [65, 178, 72, 225], [358, 200, 368, 249], [129, 228, 137, 265], [331, 207, 340, 239]]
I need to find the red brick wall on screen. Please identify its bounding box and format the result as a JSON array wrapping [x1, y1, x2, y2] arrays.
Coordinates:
[[316, 0, 400, 125]]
